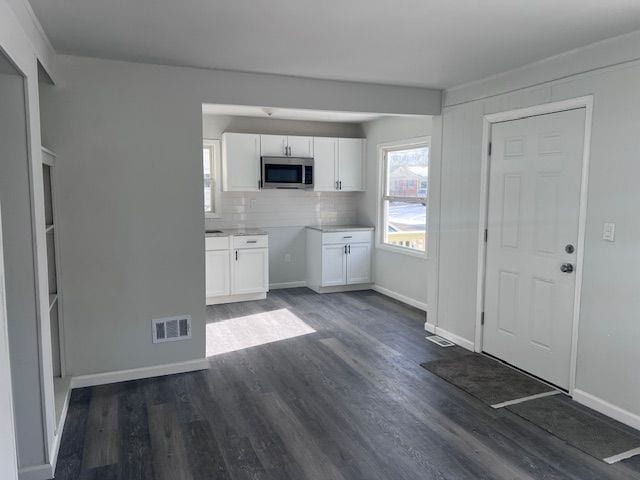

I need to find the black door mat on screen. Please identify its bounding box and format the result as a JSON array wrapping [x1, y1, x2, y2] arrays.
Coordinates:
[[420, 353, 557, 408], [507, 394, 640, 464]]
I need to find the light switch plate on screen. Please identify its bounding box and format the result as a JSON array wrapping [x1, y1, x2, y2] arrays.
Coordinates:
[[603, 222, 616, 242]]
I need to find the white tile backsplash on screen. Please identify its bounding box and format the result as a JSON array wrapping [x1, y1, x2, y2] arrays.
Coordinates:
[[205, 190, 360, 230]]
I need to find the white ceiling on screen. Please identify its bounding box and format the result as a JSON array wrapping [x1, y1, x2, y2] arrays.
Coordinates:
[[28, 0, 640, 88], [202, 104, 389, 123]]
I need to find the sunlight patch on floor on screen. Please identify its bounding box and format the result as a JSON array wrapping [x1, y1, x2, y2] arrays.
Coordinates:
[[206, 308, 316, 357]]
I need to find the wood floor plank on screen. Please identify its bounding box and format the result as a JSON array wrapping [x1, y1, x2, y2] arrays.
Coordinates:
[[147, 402, 194, 480], [56, 288, 640, 480], [81, 384, 120, 469]]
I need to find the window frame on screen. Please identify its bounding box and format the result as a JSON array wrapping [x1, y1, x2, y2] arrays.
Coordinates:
[[376, 136, 430, 259], [203, 139, 222, 219]]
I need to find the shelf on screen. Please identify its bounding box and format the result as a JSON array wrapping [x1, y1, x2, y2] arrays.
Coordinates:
[[45, 224, 54, 234]]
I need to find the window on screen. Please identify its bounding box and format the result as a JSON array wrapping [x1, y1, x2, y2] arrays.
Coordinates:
[[379, 137, 430, 256], [203, 139, 221, 217]]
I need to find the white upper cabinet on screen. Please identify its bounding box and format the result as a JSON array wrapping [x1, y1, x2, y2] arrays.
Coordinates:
[[260, 134, 287, 156], [313, 137, 365, 191], [337, 138, 365, 191], [222, 133, 260, 192], [260, 135, 313, 157], [287, 136, 313, 157], [312, 137, 338, 192]]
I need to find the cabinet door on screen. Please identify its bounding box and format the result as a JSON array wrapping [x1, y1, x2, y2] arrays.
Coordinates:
[[232, 248, 269, 294], [321, 244, 347, 286], [260, 135, 287, 156], [313, 137, 338, 191], [338, 138, 365, 191], [287, 136, 313, 157], [222, 133, 260, 191], [205, 250, 230, 298], [346, 243, 371, 284]]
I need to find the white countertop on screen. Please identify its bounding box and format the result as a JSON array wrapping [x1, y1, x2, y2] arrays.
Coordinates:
[[205, 228, 268, 237], [306, 225, 375, 233]]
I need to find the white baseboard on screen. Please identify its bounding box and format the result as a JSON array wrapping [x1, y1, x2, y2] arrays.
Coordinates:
[[71, 358, 209, 389], [49, 384, 72, 472], [372, 285, 428, 312], [573, 389, 640, 432], [18, 464, 53, 480], [269, 281, 307, 290], [206, 292, 266, 305], [424, 321, 436, 334], [433, 327, 475, 351]]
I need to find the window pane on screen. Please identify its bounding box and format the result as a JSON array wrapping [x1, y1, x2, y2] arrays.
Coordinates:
[[387, 146, 429, 198], [384, 200, 427, 252], [203, 147, 212, 212]]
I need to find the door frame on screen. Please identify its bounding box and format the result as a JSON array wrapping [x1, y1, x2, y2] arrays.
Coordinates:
[[474, 96, 594, 395]]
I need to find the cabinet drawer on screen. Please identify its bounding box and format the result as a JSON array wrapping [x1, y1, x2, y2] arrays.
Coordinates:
[[322, 231, 372, 245], [205, 236, 230, 251], [233, 235, 268, 249]]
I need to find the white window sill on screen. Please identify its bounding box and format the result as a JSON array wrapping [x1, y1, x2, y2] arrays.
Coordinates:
[[376, 242, 428, 259]]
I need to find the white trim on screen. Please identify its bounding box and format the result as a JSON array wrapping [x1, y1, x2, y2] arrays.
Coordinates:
[[573, 389, 640, 432], [424, 321, 436, 334], [0, 207, 19, 479], [70, 358, 209, 389], [444, 29, 640, 107], [206, 292, 267, 305], [603, 447, 640, 465], [48, 386, 71, 474], [269, 281, 307, 290], [434, 327, 474, 351], [376, 136, 431, 259], [475, 96, 593, 397], [372, 284, 428, 312], [203, 139, 222, 219], [17, 464, 53, 480], [490, 390, 561, 409]]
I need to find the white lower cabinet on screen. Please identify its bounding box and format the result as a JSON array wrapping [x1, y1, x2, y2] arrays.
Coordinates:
[[321, 244, 348, 286], [307, 228, 373, 292], [232, 248, 269, 294], [206, 234, 269, 304], [205, 250, 230, 297]]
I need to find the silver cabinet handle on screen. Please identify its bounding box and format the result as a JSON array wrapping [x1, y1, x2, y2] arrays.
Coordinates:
[[246, 240, 257, 244]]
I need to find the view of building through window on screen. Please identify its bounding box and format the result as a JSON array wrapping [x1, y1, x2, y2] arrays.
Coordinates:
[[382, 144, 429, 252]]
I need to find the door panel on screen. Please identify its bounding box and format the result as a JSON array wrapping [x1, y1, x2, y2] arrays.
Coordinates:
[[222, 133, 260, 191], [483, 108, 585, 390], [346, 243, 371, 284], [287, 136, 313, 157], [313, 137, 337, 191], [321, 244, 347, 286], [260, 135, 287, 156], [337, 138, 364, 191], [205, 250, 230, 298], [232, 249, 268, 294]]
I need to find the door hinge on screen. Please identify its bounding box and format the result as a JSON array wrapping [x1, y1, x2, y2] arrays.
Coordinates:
[[484, 228, 488, 243], [488, 142, 492, 156], [481, 312, 485, 325]]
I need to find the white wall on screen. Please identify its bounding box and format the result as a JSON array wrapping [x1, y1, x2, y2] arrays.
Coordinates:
[[359, 116, 433, 309], [437, 56, 640, 424], [38, 54, 441, 378], [203, 114, 362, 286]]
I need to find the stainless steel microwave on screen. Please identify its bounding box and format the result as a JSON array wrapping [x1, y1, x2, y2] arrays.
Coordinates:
[[261, 156, 314, 189]]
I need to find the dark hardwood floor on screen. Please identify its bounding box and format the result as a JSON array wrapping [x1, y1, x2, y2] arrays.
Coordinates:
[[55, 288, 640, 479]]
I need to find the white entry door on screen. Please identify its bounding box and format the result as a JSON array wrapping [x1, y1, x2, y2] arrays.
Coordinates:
[[483, 108, 586, 390]]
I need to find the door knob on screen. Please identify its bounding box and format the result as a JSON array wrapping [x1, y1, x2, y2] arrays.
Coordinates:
[[560, 263, 574, 273]]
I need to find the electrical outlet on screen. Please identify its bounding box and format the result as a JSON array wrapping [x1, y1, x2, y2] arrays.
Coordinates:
[[250, 198, 256, 209], [284, 254, 292, 263], [603, 222, 616, 242]]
